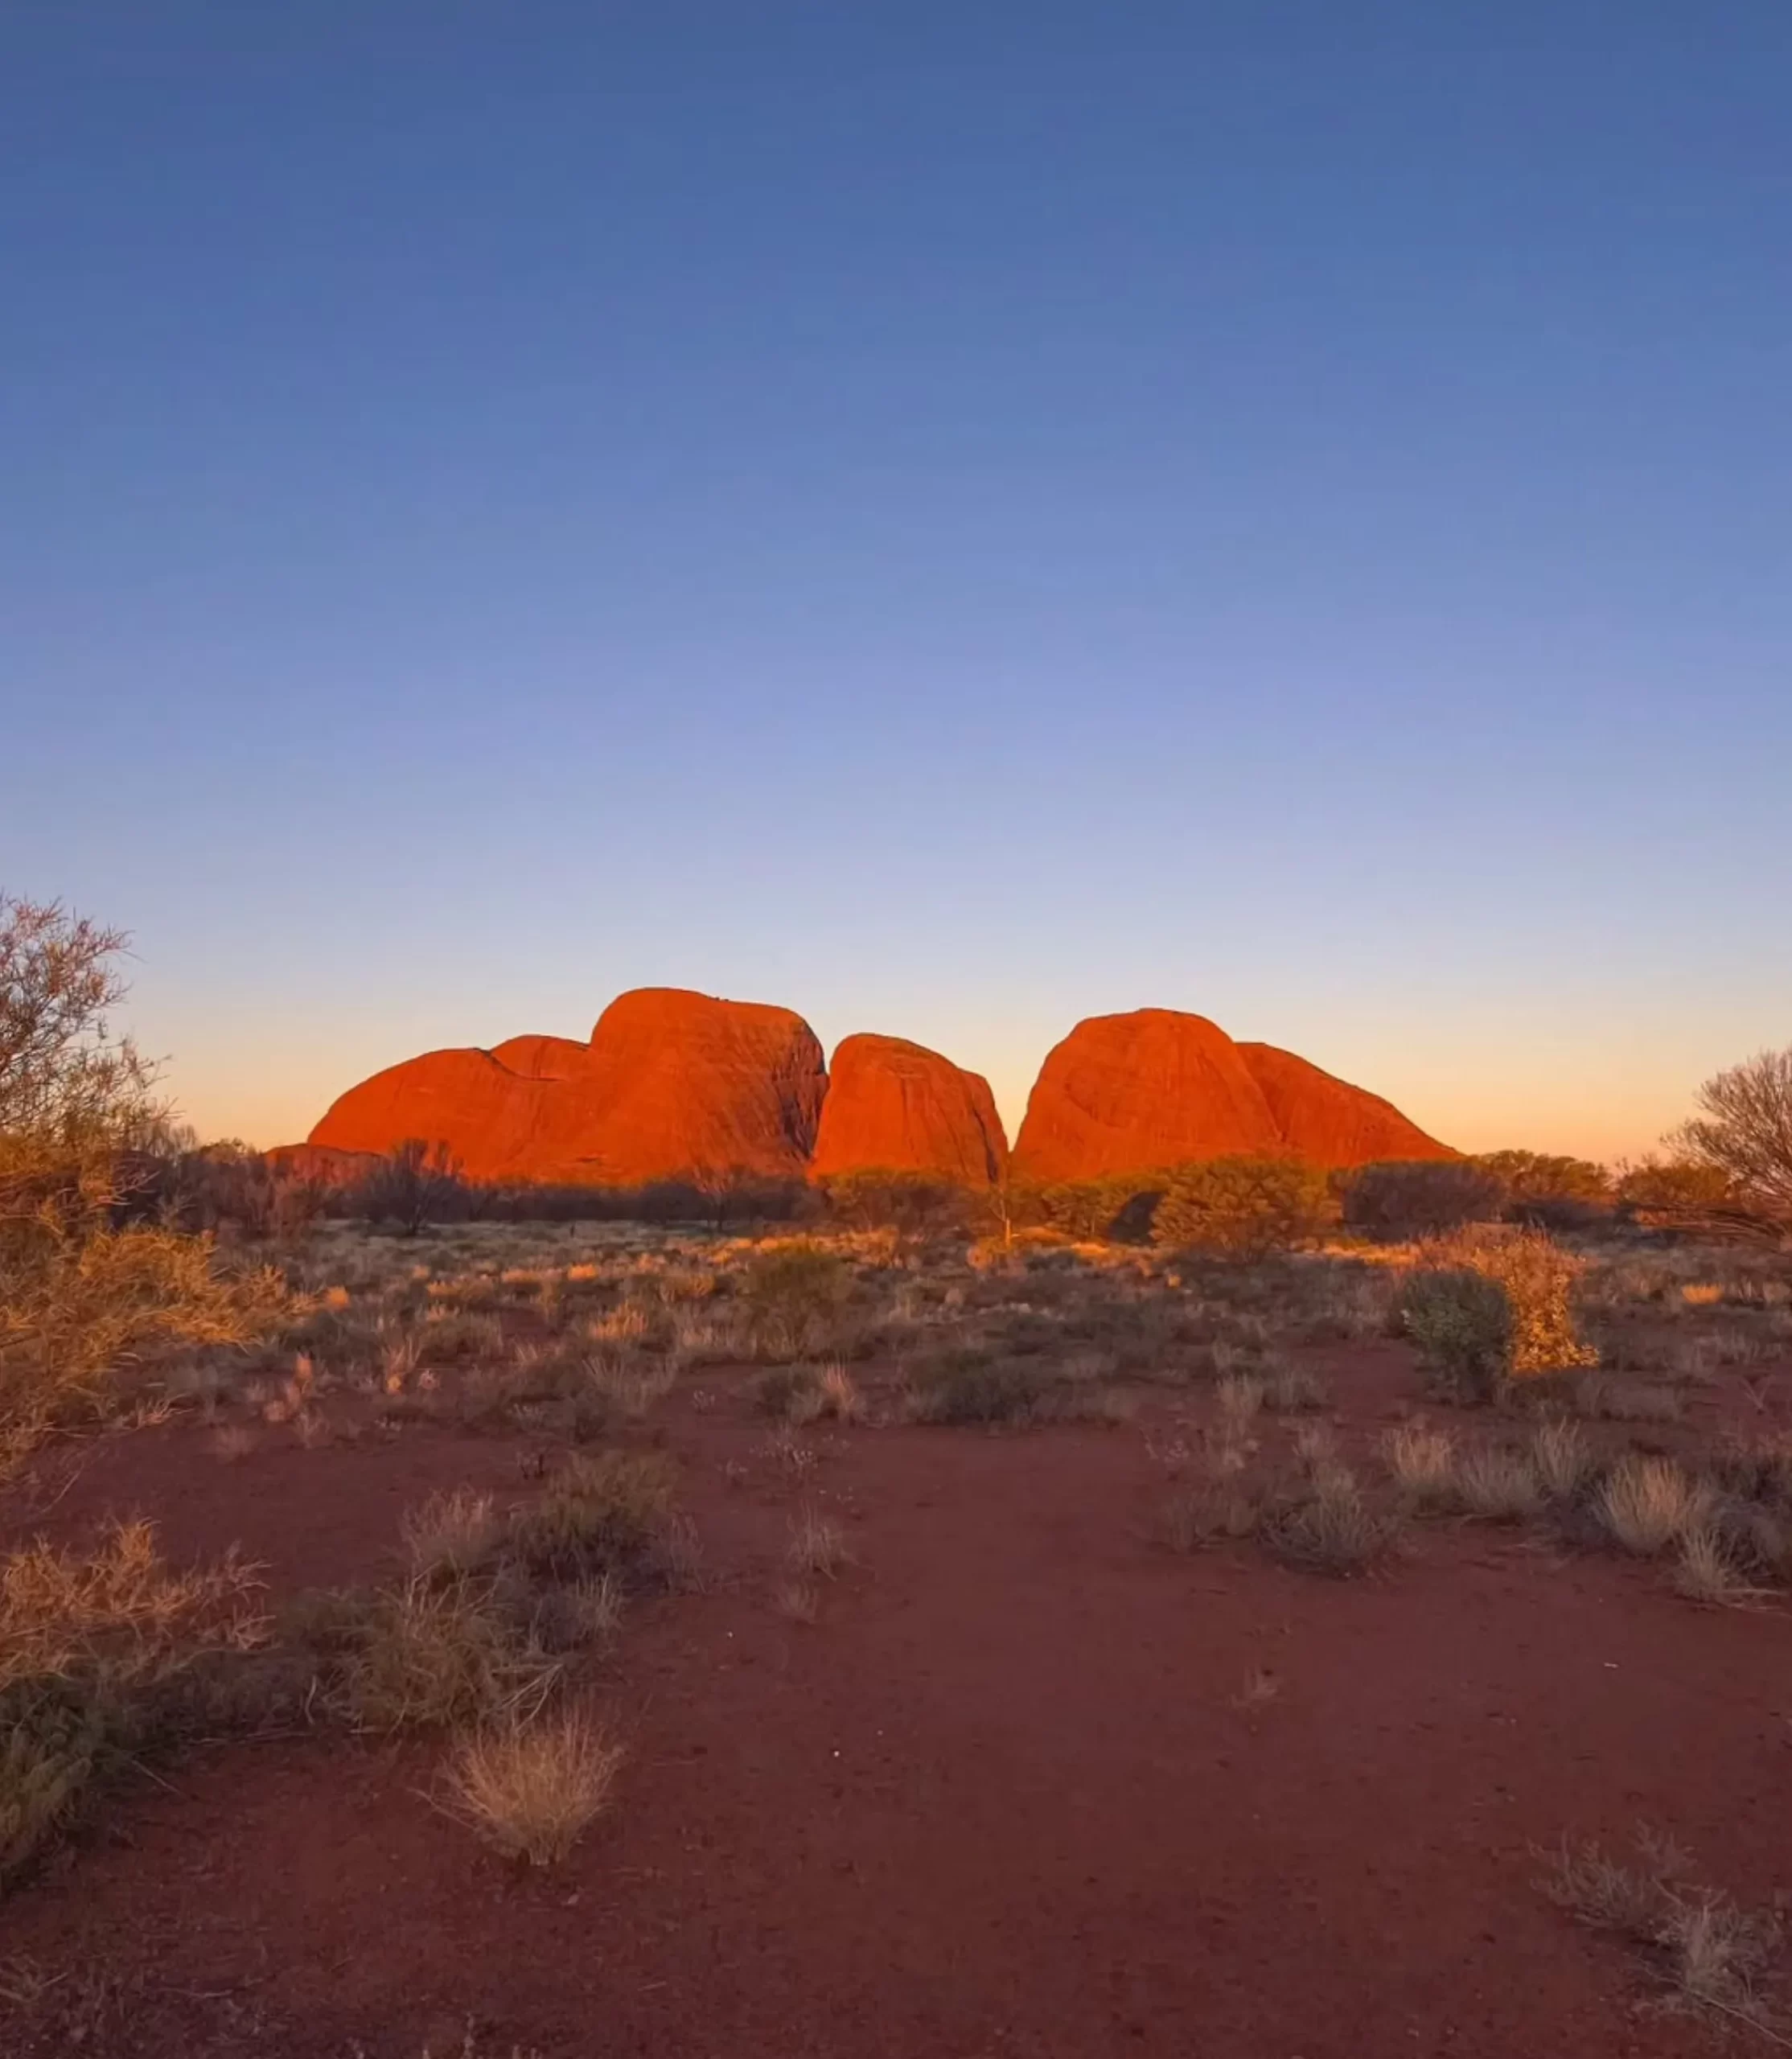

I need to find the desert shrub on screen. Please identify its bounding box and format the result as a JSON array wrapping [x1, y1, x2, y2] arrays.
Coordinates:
[[1473, 1150, 1613, 1230], [1407, 1230, 1598, 1393], [1539, 1830, 1782, 2030], [1, 1522, 269, 1886], [158, 1142, 329, 1240], [741, 1243, 853, 1359], [1400, 1267, 1513, 1401], [1613, 1157, 1739, 1222], [441, 1712, 623, 1867], [503, 1451, 678, 1580], [1008, 1178, 1161, 1243], [822, 1169, 972, 1239], [1152, 1157, 1333, 1260], [906, 1351, 1043, 1425], [0, 898, 286, 1461], [298, 1574, 555, 1732], [354, 1140, 468, 1236], [1340, 1160, 1504, 1242], [1530, 1418, 1593, 1499], [1381, 1421, 1457, 1507], [1263, 1468, 1400, 1576]]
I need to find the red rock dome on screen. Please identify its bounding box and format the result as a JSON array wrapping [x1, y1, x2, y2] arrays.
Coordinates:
[[811, 1034, 1009, 1187], [1235, 1042, 1455, 1168], [1012, 1009, 1281, 1182]]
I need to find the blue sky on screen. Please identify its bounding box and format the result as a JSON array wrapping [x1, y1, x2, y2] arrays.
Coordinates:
[[3, 2, 1788, 1159]]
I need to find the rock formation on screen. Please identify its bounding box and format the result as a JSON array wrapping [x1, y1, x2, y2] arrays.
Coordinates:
[[294, 988, 1451, 1193], [306, 1046, 573, 1183], [1012, 1009, 1282, 1182], [305, 987, 826, 1186], [1012, 1007, 1451, 1182], [810, 1034, 1009, 1187], [1235, 1042, 1455, 1169], [554, 988, 826, 1184]]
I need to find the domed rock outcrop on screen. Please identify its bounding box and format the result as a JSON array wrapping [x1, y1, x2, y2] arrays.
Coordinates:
[[810, 1034, 1009, 1187], [1235, 1042, 1455, 1168], [1012, 1009, 1282, 1182], [307, 1046, 575, 1183], [306, 988, 828, 1186], [556, 988, 827, 1183]]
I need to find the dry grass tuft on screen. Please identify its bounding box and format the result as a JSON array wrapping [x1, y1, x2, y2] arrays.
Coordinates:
[[786, 1505, 849, 1580], [1530, 1418, 1593, 1500], [440, 1711, 623, 1867], [1454, 1444, 1544, 1523], [1597, 1457, 1712, 1557], [1539, 1829, 1784, 2032], [1264, 1467, 1401, 1576], [1381, 1422, 1456, 1507], [402, 1488, 502, 1580], [1671, 1529, 1770, 1609]]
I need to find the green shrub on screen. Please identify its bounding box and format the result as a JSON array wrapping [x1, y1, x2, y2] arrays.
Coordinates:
[[1341, 1160, 1503, 1241], [741, 1243, 853, 1359], [1402, 1268, 1514, 1402], [1153, 1157, 1333, 1260]]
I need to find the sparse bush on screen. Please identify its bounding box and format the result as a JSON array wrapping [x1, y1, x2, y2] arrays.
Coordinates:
[[304, 1575, 555, 1732], [1153, 1157, 1334, 1260], [822, 1169, 973, 1239], [503, 1451, 678, 1581], [1539, 1829, 1782, 2031], [1263, 1468, 1400, 1576], [1671, 1045, 1792, 1231], [786, 1504, 849, 1578], [355, 1140, 468, 1237], [402, 1489, 502, 1581], [1473, 1150, 1613, 1230], [741, 1243, 854, 1360], [906, 1351, 1043, 1425], [1614, 1157, 1739, 1222], [441, 1712, 623, 1867], [1341, 1160, 1504, 1242], [0, 1521, 270, 1886]]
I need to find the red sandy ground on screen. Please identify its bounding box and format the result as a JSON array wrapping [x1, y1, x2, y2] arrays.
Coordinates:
[[2, 1345, 1787, 2058]]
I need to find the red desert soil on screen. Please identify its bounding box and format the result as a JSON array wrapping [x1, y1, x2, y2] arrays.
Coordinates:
[[2, 1349, 1784, 2059], [810, 1033, 1009, 1188]]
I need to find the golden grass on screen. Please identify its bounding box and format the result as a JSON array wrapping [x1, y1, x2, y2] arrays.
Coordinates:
[[401, 1489, 502, 1580], [1454, 1444, 1543, 1523], [1597, 1456, 1712, 1556], [440, 1711, 623, 1867], [1380, 1422, 1456, 1506]]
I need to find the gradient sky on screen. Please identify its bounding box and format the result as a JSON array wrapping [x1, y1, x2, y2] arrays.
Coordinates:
[[4, 3, 1788, 1162]]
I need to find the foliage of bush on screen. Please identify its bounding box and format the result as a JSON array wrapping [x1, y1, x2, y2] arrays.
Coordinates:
[[1404, 1228, 1599, 1396], [1151, 1157, 1334, 1260], [1, 896, 286, 1461], [906, 1350, 1043, 1425], [1613, 1157, 1737, 1218], [821, 1168, 972, 1238], [352, 1138, 468, 1235], [740, 1242, 854, 1358], [1400, 1268, 1515, 1403], [1340, 1159, 1505, 1241], [1007, 1177, 1162, 1243], [1470, 1149, 1613, 1228]]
